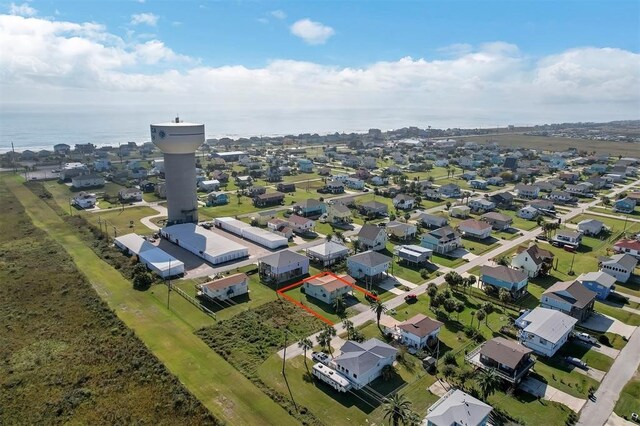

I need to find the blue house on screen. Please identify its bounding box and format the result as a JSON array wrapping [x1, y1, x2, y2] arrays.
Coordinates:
[[577, 271, 616, 300], [293, 198, 326, 217], [470, 179, 488, 189], [587, 164, 609, 175], [480, 265, 529, 298], [614, 197, 636, 214], [298, 158, 314, 173], [549, 157, 567, 170], [206, 192, 229, 206]]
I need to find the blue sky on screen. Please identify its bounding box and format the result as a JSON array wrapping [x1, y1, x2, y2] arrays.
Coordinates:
[[1, 0, 639, 130], [34, 0, 640, 68]]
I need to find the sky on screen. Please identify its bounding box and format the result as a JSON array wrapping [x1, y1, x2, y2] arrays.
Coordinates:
[[0, 0, 639, 130]]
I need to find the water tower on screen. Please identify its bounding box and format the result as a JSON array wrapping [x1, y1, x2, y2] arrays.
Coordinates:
[[150, 117, 204, 225]]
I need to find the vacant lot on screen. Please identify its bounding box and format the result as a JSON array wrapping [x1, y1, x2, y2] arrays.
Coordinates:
[[0, 178, 219, 425]]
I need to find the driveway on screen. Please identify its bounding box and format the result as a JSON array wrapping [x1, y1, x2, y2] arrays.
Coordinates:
[[520, 377, 586, 413], [581, 313, 637, 339], [573, 340, 620, 359]]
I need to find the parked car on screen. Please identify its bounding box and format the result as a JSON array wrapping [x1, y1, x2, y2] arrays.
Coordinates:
[[565, 356, 588, 370], [312, 351, 330, 364], [573, 332, 597, 345]]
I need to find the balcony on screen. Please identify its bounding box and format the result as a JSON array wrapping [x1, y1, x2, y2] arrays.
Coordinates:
[[465, 345, 535, 384]]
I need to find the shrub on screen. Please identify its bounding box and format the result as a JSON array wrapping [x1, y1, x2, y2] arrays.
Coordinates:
[[443, 351, 457, 366], [598, 334, 610, 347]]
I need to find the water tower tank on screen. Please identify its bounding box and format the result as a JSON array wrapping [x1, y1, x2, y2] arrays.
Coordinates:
[[150, 119, 204, 225]]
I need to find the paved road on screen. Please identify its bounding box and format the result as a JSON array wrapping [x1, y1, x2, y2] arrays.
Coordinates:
[[278, 177, 640, 359], [577, 326, 640, 426]]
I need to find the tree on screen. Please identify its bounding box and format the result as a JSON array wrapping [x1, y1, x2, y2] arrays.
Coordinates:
[[371, 299, 388, 330], [443, 298, 457, 319], [333, 295, 347, 317], [427, 283, 438, 298], [316, 325, 337, 357], [481, 302, 494, 325], [382, 364, 397, 381], [498, 288, 512, 303], [133, 271, 153, 290], [441, 364, 456, 383], [383, 393, 412, 426], [495, 256, 510, 267], [477, 369, 501, 401], [464, 275, 476, 293], [298, 338, 313, 371], [455, 301, 465, 321], [403, 212, 411, 222], [342, 318, 355, 339], [444, 271, 463, 292], [475, 309, 486, 329]]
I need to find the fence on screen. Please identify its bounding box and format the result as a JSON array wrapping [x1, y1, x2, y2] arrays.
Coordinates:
[[166, 282, 217, 319]]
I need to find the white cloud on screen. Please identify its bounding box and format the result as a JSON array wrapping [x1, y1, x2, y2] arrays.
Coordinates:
[[130, 12, 158, 26], [290, 18, 334, 45], [0, 14, 638, 127], [257, 17, 269, 24], [270, 10, 286, 20], [8, 2, 36, 17]]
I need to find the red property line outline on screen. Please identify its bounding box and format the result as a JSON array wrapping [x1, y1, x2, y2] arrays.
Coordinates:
[[277, 271, 379, 326]]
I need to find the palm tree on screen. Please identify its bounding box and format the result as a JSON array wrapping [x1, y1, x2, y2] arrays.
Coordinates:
[[383, 393, 412, 426], [477, 369, 501, 401], [405, 410, 422, 426], [342, 318, 355, 340], [381, 364, 396, 381], [371, 299, 388, 330], [333, 295, 347, 317], [298, 338, 313, 371], [326, 231, 335, 242], [475, 309, 486, 329], [316, 325, 337, 357]]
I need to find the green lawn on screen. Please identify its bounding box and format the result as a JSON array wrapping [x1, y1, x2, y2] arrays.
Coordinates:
[[614, 369, 640, 420], [84, 206, 158, 235], [431, 253, 467, 268], [559, 342, 614, 372], [567, 213, 640, 236], [594, 300, 640, 326], [461, 236, 500, 256], [8, 176, 298, 426], [500, 209, 540, 231], [531, 356, 599, 399]]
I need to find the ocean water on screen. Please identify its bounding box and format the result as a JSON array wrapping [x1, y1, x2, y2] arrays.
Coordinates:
[[0, 105, 496, 153]]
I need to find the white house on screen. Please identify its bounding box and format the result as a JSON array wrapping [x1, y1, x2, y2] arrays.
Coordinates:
[[72, 192, 97, 209], [577, 219, 605, 236], [469, 199, 496, 212], [258, 250, 310, 284], [303, 274, 355, 304], [613, 239, 640, 259], [306, 241, 351, 266], [118, 188, 143, 202], [198, 273, 249, 301], [552, 230, 582, 247], [599, 254, 638, 283], [287, 215, 315, 234], [511, 244, 554, 278], [357, 224, 388, 251], [517, 307, 577, 357], [425, 389, 492, 426], [458, 219, 492, 240], [331, 339, 397, 389], [449, 205, 471, 219], [515, 184, 540, 199], [393, 194, 415, 210], [385, 221, 417, 241], [71, 174, 105, 189], [198, 179, 220, 191], [398, 314, 443, 349], [518, 205, 539, 220]]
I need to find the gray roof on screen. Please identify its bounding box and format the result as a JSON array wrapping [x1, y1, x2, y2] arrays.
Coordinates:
[[259, 250, 308, 268], [348, 250, 392, 267], [358, 224, 385, 241], [577, 271, 616, 289], [543, 280, 596, 309], [601, 253, 638, 271], [419, 213, 448, 225], [307, 241, 350, 257], [331, 204, 351, 214], [481, 265, 527, 283], [361, 200, 388, 211], [296, 198, 323, 209], [425, 389, 492, 426], [399, 314, 443, 338], [521, 307, 577, 343], [428, 226, 459, 241], [334, 338, 397, 376]]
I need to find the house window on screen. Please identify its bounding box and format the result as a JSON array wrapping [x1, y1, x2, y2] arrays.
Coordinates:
[[353, 374, 357, 379], [539, 338, 547, 344]]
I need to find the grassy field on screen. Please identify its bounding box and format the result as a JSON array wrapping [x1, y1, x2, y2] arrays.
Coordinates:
[[614, 368, 640, 420], [530, 356, 599, 399], [84, 205, 158, 235], [466, 134, 640, 156], [6, 175, 298, 426], [0, 177, 220, 425]]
